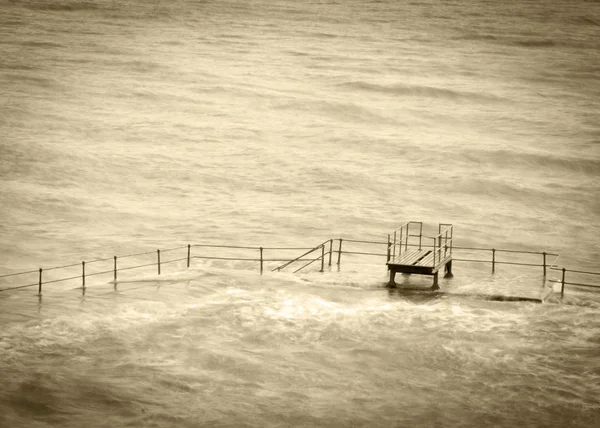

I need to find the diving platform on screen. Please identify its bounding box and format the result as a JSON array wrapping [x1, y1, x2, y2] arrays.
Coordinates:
[[386, 222, 453, 290]]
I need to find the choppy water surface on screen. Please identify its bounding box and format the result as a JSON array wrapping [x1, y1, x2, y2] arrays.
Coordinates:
[[1, 0, 599, 426]]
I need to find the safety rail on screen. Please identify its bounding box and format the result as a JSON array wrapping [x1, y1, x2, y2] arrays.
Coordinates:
[[432, 224, 453, 268], [382, 238, 560, 275], [272, 239, 334, 273], [387, 222, 453, 268], [324, 238, 595, 299], [0, 243, 333, 295], [388, 221, 423, 261], [548, 267, 600, 297], [0, 237, 597, 299]]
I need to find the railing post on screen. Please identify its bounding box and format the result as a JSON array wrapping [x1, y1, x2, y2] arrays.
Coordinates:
[[260, 247, 264, 275], [444, 229, 448, 255], [157, 249, 161, 275], [394, 231, 398, 258], [113, 256, 117, 284], [542, 252, 546, 276], [561, 268, 566, 297], [38, 268, 42, 295], [442, 235, 446, 259], [328, 239, 333, 267], [187, 244, 191, 268], [433, 238, 436, 266], [82, 261, 86, 290], [387, 234, 391, 264], [337, 239, 343, 266], [492, 249, 496, 273], [320, 245, 325, 272]]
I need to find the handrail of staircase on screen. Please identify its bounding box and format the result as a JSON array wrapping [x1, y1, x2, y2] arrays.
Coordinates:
[[432, 225, 453, 267], [271, 240, 330, 272]]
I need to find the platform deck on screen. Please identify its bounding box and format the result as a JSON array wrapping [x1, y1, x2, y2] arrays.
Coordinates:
[[387, 248, 451, 275], [386, 222, 454, 289]]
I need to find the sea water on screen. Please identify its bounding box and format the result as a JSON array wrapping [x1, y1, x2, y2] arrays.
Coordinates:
[[0, 0, 599, 426]]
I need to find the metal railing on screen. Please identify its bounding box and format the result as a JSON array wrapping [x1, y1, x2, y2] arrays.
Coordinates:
[[0, 243, 331, 294], [386, 222, 453, 269], [0, 236, 597, 299], [548, 267, 600, 297], [342, 238, 561, 275], [272, 239, 333, 273], [388, 221, 423, 261], [432, 224, 453, 268], [0, 245, 192, 294], [325, 238, 597, 299]]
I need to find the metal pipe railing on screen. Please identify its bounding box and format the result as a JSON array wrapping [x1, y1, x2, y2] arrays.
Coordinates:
[[1, 237, 597, 299], [548, 266, 600, 296], [271, 240, 331, 273]]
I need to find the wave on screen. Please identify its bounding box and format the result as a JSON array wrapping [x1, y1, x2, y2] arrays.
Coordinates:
[[453, 33, 556, 47], [19, 41, 65, 49], [22, 0, 105, 12], [1, 73, 61, 89], [454, 33, 499, 42], [0, 18, 25, 26], [276, 98, 399, 124], [338, 81, 503, 103], [17, 0, 178, 21], [452, 31, 598, 50], [572, 16, 600, 27], [452, 176, 548, 202], [0, 62, 38, 72], [511, 39, 556, 48], [473, 149, 600, 177], [305, 32, 339, 39]]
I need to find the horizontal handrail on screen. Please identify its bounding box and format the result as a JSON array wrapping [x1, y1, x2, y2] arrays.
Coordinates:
[[547, 265, 600, 297], [0, 236, 597, 299], [341, 239, 559, 261], [342, 239, 388, 245], [549, 279, 600, 287], [85, 256, 118, 264], [159, 246, 189, 254], [192, 244, 316, 251], [389, 222, 411, 234], [85, 268, 115, 277], [0, 269, 40, 279], [193, 244, 261, 250], [260, 247, 315, 251], [466, 247, 559, 256], [0, 243, 334, 294], [334, 238, 561, 257], [116, 262, 161, 273], [41, 275, 85, 286], [194, 256, 262, 262], [2, 282, 39, 291], [43, 262, 82, 272], [117, 250, 157, 258], [550, 267, 600, 276], [435, 225, 453, 240], [341, 250, 387, 257]]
